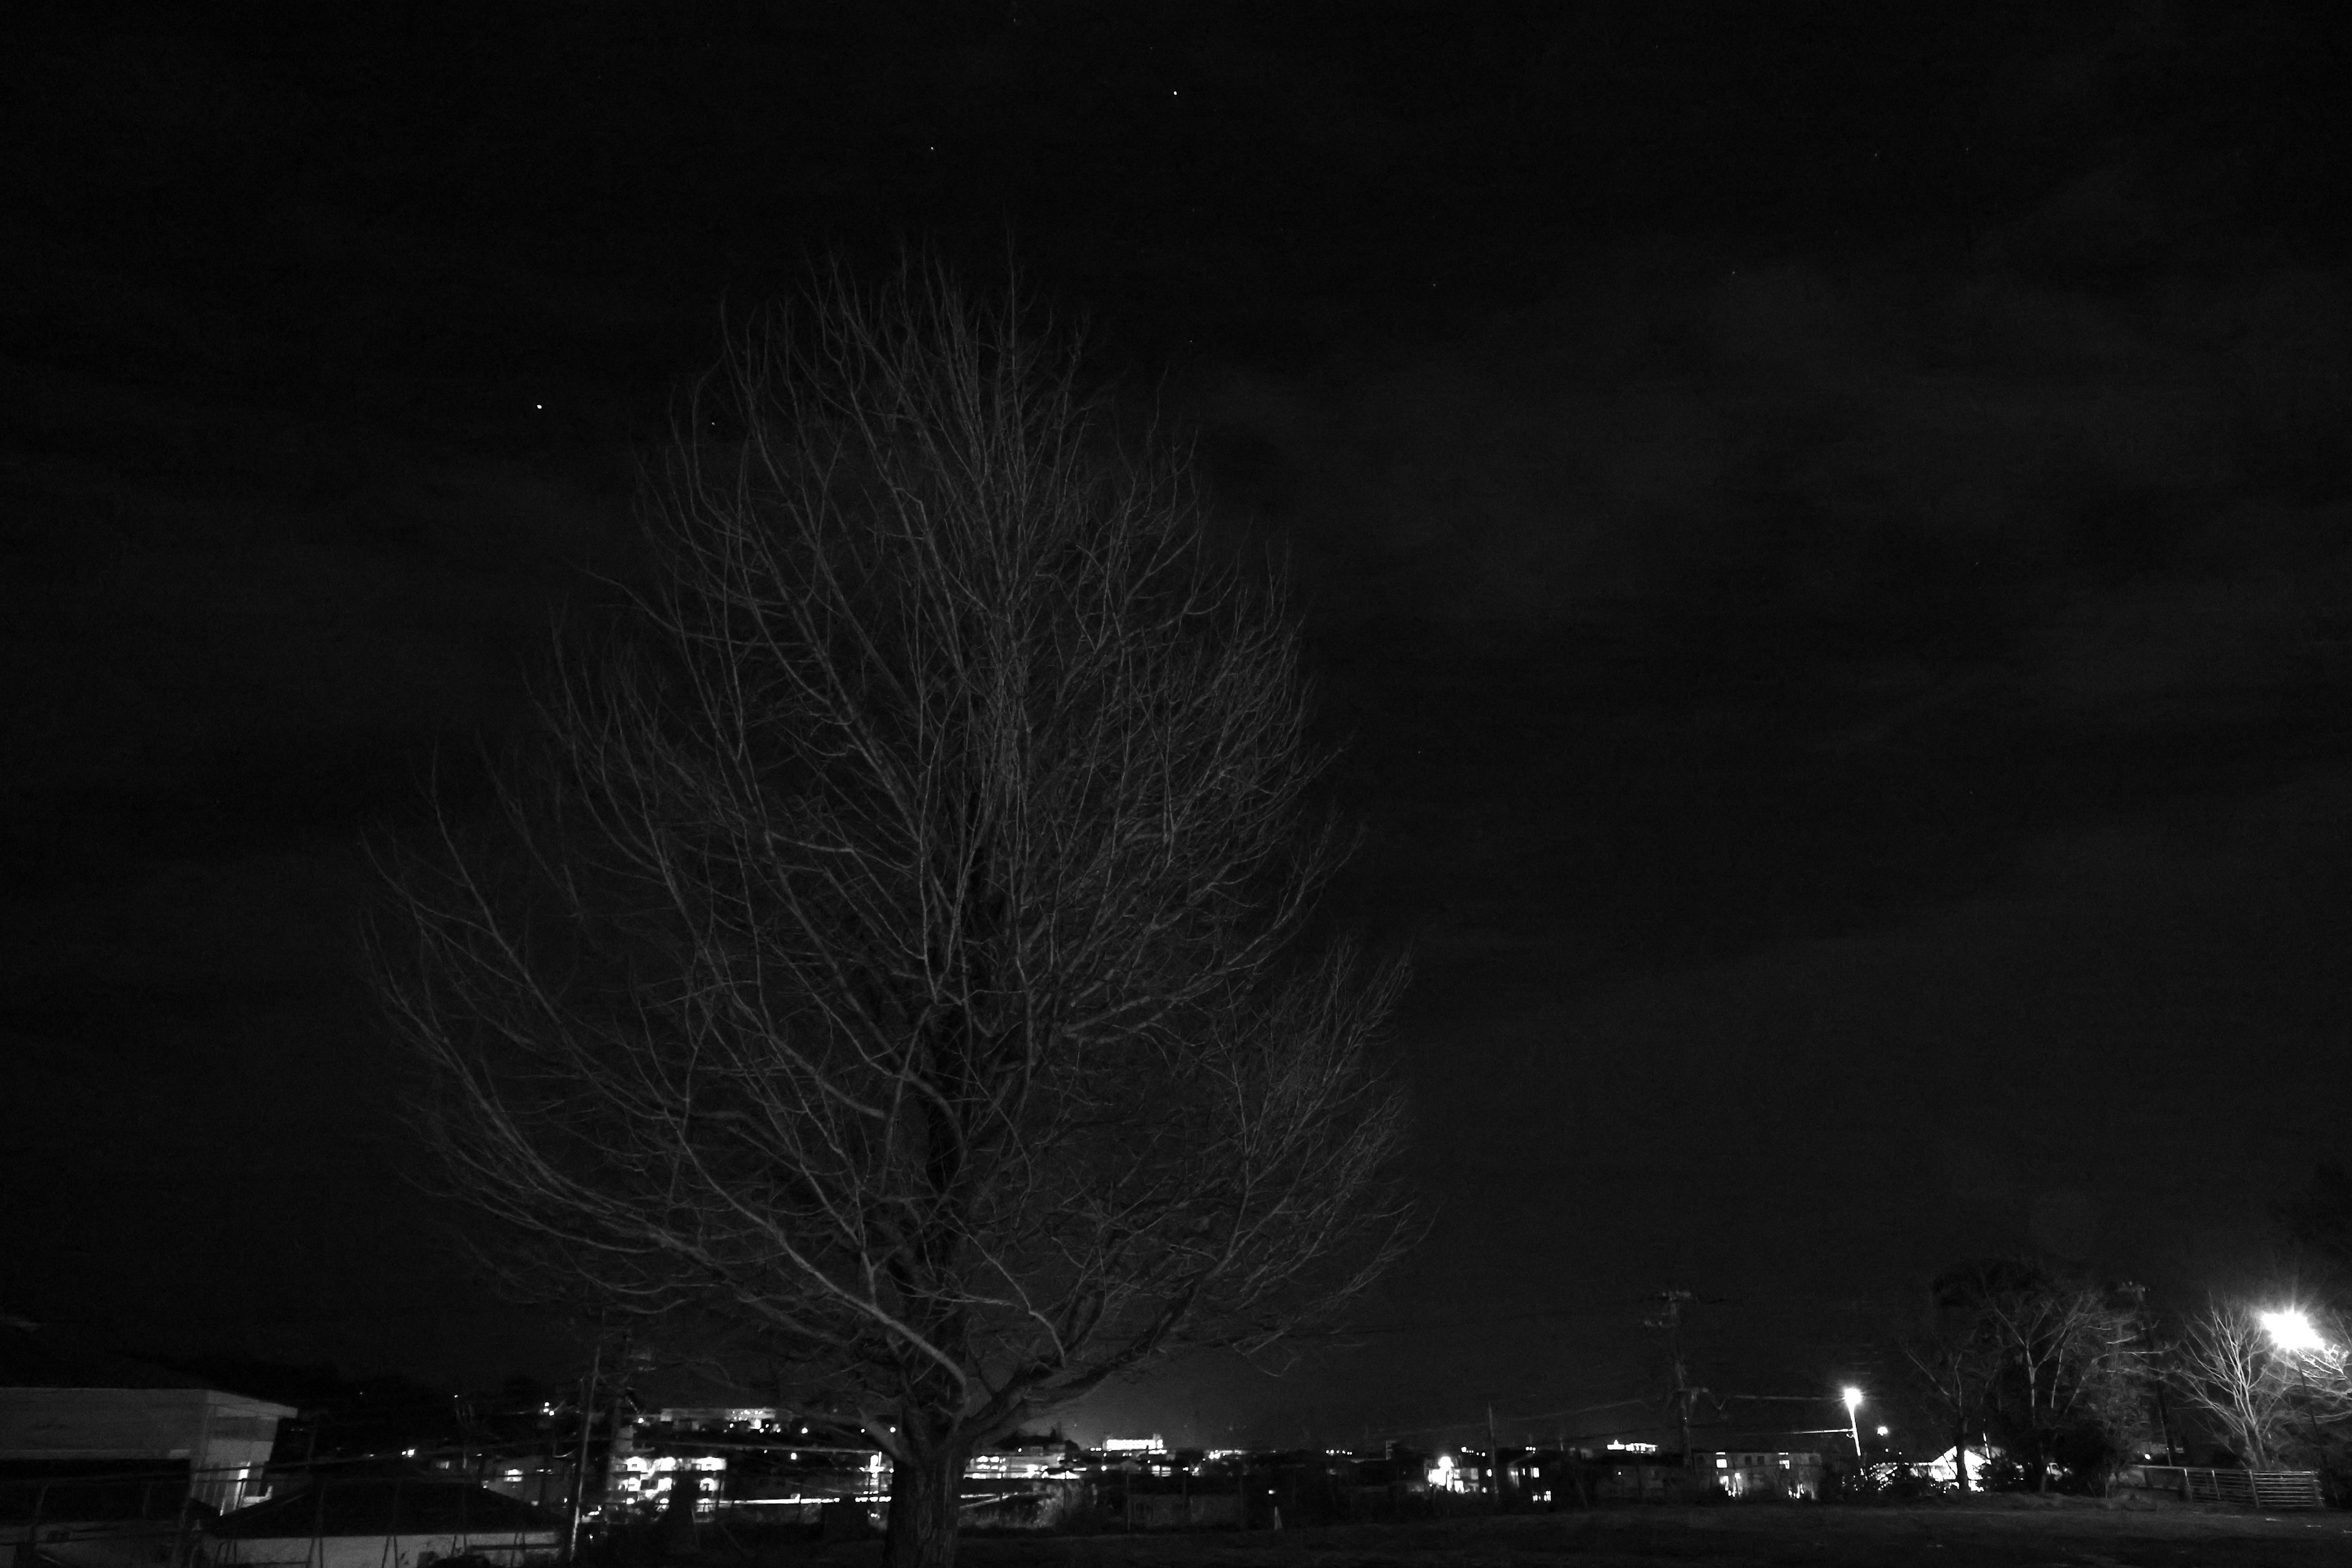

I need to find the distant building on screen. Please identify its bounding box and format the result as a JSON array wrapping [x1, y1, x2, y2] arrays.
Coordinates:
[[1919, 1445, 1996, 1487], [607, 1408, 879, 1518], [1689, 1447, 1825, 1500], [207, 1477, 562, 1568], [1, 1319, 300, 1568], [0, 1389, 294, 1516], [1121, 1491, 1242, 1528], [964, 1435, 1073, 1483], [1587, 1452, 1697, 1503], [606, 1408, 1079, 1526]]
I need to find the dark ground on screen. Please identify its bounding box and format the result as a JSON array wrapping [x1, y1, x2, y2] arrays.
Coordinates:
[[695, 1499, 2352, 1568]]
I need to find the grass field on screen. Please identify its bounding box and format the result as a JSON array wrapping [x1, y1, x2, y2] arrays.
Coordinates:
[[890, 1498, 2352, 1568]]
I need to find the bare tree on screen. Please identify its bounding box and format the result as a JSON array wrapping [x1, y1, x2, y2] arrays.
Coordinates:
[[2169, 1300, 2295, 1468], [2169, 1298, 2352, 1469], [1919, 1261, 2157, 1492], [370, 266, 1415, 1568], [1900, 1283, 2002, 1493]]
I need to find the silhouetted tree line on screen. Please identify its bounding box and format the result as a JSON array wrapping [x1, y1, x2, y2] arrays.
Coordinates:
[[1898, 1164, 2352, 1496]]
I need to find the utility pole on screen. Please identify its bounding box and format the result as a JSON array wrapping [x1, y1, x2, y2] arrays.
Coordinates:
[[1645, 1289, 1705, 1463], [567, 1337, 603, 1562]]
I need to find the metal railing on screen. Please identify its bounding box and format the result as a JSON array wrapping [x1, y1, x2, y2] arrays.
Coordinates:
[[2139, 1466, 2325, 1509]]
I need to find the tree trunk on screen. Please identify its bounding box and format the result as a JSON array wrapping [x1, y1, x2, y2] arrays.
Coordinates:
[[884, 1441, 968, 1568], [1953, 1417, 1970, 1494]]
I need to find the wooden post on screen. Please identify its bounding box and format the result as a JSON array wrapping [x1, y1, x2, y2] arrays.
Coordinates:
[[27, 1482, 50, 1568], [380, 1475, 401, 1568]]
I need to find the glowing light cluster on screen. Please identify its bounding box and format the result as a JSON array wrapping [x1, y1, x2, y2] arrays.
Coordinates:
[[2262, 1308, 2330, 1354]]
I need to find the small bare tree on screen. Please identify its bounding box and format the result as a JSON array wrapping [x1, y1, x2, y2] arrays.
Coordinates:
[[371, 267, 1414, 1568], [1901, 1292, 2001, 1493]]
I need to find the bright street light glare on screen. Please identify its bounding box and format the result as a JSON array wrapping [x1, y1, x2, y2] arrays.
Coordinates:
[[2261, 1308, 2328, 1354], [1841, 1386, 1863, 1411]]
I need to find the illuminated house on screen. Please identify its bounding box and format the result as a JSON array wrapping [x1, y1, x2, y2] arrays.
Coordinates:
[[1422, 1450, 1485, 1493], [1920, 1445, 1995, 1487]]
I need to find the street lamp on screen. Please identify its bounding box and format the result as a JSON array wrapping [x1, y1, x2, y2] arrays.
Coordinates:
[[2261, 1308, 2328, 1355], [1841, 1387, 1864, 1459], [2261, 1307, 2337, 1463]]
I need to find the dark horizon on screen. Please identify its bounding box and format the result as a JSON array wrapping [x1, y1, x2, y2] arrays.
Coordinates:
[[6, 1, 2351, 1455]]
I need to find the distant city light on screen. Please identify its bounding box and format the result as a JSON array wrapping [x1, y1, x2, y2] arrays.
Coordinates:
[[1875, 1425, 1889, 1438], [2262, 1308, 2329, 1354]]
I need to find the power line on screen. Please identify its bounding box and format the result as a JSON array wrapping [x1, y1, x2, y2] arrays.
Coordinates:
[[1343, 1305, 1592, 1335], [1365, 1396, 1654, 1441]]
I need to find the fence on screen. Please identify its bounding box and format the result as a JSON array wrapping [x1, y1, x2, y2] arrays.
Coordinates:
[[2139, 1466, 2326, 1509]]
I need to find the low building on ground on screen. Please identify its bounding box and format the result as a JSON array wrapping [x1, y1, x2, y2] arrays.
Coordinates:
[[2, 1319, 298, 1568], [1918, 1444, 1996, 1488], [206, 1477, 563, 1568]]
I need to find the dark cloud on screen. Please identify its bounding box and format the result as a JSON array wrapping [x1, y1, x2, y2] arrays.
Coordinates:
[[1199, 242, 2352, 722]]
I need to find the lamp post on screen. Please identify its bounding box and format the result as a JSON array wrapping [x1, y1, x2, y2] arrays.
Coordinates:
[[1841, 1387, 1864, 1460], [2261, 1307, 2334, 1460], [2261, 1308, 2327, 1355]]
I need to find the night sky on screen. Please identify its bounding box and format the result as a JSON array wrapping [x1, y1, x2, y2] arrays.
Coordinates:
[[6, 2, 2351, 1453]]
